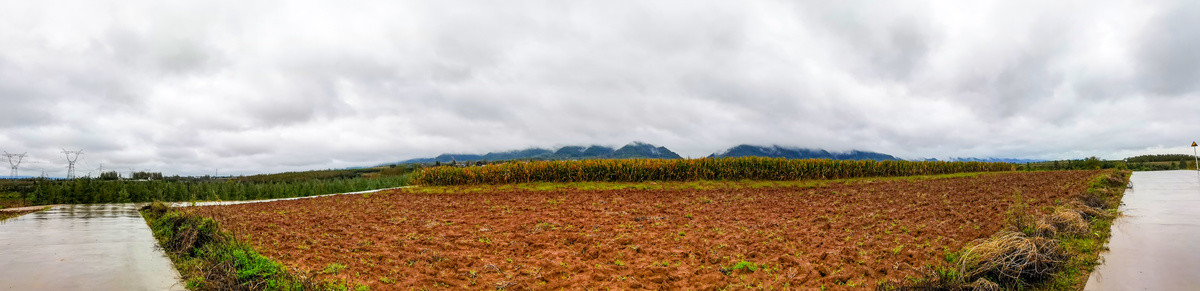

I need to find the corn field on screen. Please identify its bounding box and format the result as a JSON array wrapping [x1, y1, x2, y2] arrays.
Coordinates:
[[413, 157, 1015, 186]]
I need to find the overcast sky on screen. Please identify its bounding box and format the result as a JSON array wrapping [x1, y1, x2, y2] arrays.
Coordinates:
[[1, 0, 1198, 176]]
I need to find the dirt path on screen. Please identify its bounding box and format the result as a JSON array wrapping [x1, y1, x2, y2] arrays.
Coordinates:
[[0, 205, 57, 212], [1085, 170, 1200, 290]]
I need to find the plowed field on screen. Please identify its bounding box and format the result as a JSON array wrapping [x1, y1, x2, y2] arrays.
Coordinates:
[[182, 170, 1104, 290]]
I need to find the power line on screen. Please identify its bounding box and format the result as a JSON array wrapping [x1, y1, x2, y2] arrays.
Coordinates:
[[4, 151, 27, 178], [61, 149, 83, 179]]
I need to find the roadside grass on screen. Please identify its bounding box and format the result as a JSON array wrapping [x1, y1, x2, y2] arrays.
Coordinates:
[[407, 171, 990, 194], [141, 202, 357, 290], [891, 170, 1130, 290]]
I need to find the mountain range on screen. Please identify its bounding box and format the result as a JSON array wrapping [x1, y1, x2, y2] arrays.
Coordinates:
[[390, 143, 904, 165], [941, 157, 1047, 163], [395, 142, 681, 164], [706, 145, 901, 161]]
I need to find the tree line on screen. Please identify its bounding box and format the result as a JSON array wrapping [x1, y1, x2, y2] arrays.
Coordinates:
[[1, 166, 417, 205]]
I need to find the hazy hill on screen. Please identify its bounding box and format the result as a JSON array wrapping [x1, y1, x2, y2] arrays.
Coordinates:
[[947, 157, 1046, 163], [610, 142, 682, 159], [707, 145, 901, 161], [550, 145, 615, 159], [394, 142, 680, 164]]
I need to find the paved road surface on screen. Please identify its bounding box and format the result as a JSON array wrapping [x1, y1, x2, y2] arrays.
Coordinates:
[[1086, 170, 1200, 290], [0, 204, 185, 290]]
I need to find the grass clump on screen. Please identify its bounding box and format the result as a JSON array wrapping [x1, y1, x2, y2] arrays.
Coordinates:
[[142, 203, 345, 290], [958, 231, 1069, 285], [720, 261, 761, 275]]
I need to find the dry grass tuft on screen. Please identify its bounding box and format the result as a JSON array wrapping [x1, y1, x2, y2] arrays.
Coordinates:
[[959, 231, 1068, 285], [965, 278, 1001, 291], [1034, 222, 1058, 238], [1065, 201, 1108, 220], [1045, 209, 1088, 236]]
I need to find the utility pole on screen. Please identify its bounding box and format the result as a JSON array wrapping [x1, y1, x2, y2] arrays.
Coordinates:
[[1192, 141, 1198, 178], [4, 151, 26, 178], [62, 149, 83, 179]]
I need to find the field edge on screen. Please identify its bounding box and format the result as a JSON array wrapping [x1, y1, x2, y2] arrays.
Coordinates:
[[140, 203, 357, 291], [1048, 170, 1131, 290], [0, 205, 50, 221], [894, 170, 1131, 290]]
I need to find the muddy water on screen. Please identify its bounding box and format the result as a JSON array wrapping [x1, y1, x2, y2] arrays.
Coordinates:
[[1085, 170, 1200, 290], [0, 204, 185, 291]]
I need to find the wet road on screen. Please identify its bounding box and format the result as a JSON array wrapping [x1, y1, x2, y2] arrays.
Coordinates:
[[0, 204, 185, 290], [0, 186, 409, 290], [1086, 170, 1200, 290]]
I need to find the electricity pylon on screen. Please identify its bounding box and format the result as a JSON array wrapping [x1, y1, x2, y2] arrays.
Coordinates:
[[4, 151, 26, 178], [62, 149, 83, 179]]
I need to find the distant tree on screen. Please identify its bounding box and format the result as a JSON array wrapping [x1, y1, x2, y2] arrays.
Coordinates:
[[132, 171, 163, 180], [1083, 157, 1101, 170], [99, 171, 120, 180]]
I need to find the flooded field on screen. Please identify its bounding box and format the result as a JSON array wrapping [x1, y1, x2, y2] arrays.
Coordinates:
[[0, 204, 184, 290], [1086, 170, 1200, 290], [0, 186, 407, 290]]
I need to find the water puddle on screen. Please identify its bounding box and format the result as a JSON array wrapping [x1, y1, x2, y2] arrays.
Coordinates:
[[0, 204, 184, 290], [1085, 170, 1200, 290]]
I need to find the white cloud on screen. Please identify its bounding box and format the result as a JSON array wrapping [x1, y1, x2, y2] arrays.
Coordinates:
[[1, 0, 1198, 176]]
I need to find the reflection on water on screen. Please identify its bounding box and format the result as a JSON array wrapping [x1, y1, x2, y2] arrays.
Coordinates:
[[1085, 170, 1200, 290], [0, 204, 185, 290]]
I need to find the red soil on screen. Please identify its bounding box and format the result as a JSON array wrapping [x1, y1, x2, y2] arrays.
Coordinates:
[[183, 170, 1103, 290]]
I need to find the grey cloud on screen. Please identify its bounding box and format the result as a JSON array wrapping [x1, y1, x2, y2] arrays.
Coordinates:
[[1136, 1, 1200, 95], [1, 0, 1199, 176]]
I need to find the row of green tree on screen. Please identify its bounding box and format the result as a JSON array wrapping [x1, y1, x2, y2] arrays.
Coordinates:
[[1020, 157, 1124, 171], [10, 175, 410, 205], [1125, 154, 1197, 163], [1022, 155, 1196, 171], [2, 165, 417, 205], [97, 171, 164, 180]]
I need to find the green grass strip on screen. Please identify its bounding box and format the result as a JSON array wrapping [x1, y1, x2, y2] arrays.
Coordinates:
[[141, 202, 360, 291]]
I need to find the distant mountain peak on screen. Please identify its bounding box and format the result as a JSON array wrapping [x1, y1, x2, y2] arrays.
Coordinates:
[[392, 142, 681, 164], [709, 144, 899, 161]]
